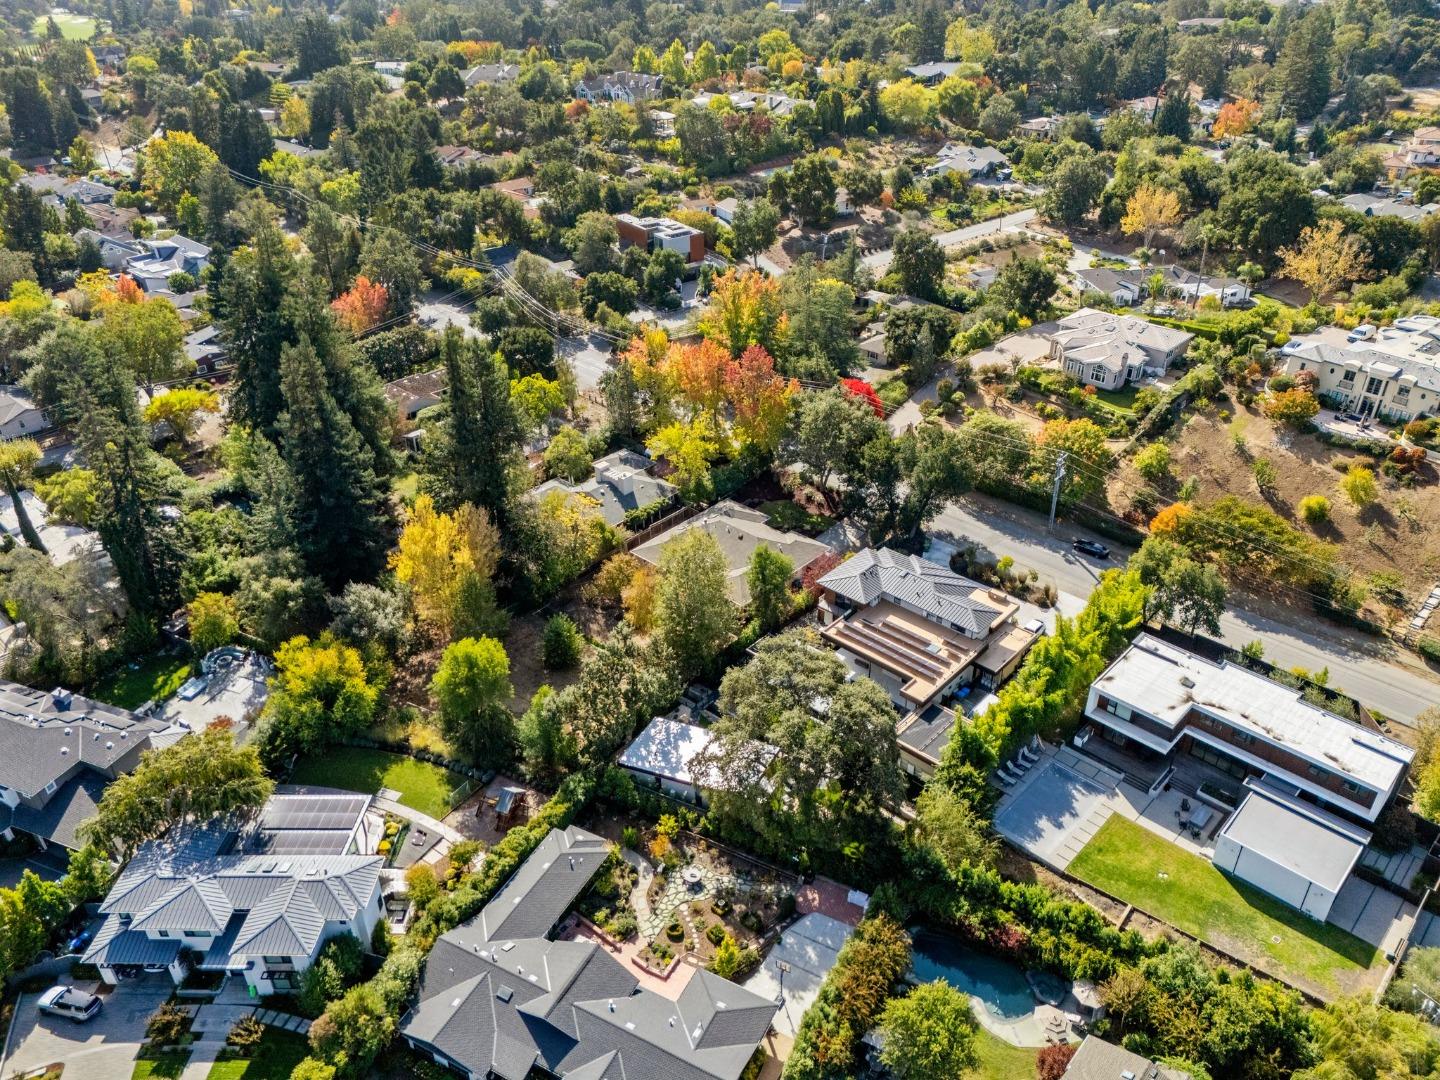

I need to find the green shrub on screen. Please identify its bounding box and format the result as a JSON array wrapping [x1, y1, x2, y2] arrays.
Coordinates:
[[542, 614, 584, 670], [1299, 495, 1331, 527], [706, 922, 727, 946]]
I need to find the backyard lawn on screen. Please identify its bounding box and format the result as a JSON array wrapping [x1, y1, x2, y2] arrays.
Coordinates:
[[973, 1028, 1038, 1079], [89, 654, 192, 710], [288, 746, 467, 819], [33, 12, 97, 38], [207, 1030, 310, 1080], [759, 499, 833, 536], [1069, 816, 1380, 995], [1092, 384, 1141, 412]]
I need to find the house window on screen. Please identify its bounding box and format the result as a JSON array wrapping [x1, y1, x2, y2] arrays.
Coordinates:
[[157, 930, 172, 938], [183, 931, 210, 939], [262, 955, 292, 967], [1342, 779, 1364, 797], [267, 971, 298, 990], [1341, 370, 1356, 383], [1188, 743, 1248, 780], [44, 780, 56, 795], [1232, 730, 1254, 748], [1104, 699, 1133, 722], [1366, 377, 1384, 395], [1306, 763, 1327, 781]]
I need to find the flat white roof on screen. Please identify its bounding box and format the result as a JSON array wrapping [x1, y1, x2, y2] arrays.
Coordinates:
[[617, 716, 777, 789], [1095, 634, 1413, 794], [1219, 787, 1366, 893]]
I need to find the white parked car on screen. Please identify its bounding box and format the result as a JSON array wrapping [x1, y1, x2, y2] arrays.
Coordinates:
[[37, 985, 102, 1023]]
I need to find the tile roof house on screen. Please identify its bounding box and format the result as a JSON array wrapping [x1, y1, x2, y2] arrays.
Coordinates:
[[401, 825, 777, 1080], [72, 201, 141, 240], [85, 791, 381, 992], [631, 501, 833, 605], [19, 174, 118, 207], [532, 449, 677, 527], [814, 548, 1038, 778], [0, 681, 191, 852], [1062, 1036, 1192, 1080], [1049, 308, 1193, 390]]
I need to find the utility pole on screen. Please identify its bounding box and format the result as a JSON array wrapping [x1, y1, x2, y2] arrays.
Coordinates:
[[1048, 451, 1068, 532]]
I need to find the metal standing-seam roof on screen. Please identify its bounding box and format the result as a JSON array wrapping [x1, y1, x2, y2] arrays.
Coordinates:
[[817, 547, 1010, 639]]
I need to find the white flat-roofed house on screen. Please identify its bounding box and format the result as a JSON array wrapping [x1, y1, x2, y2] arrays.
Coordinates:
[[1282, 318, 1440, 421], [617, 715, 777, 804], [1082, 633, 1413, 829], [1050, 308, 1193, 390]]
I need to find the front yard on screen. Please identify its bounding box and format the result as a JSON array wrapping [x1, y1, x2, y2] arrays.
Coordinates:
[[1068, 816, 1381, 998], [207, 1029, 311, 1080], [288, 746, 469, 819]]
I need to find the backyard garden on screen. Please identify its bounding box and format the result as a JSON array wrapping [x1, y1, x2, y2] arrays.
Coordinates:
[[88, 652, 192, 710]]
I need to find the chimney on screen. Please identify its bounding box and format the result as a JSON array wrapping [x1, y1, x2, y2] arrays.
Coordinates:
[[51, 688, 73, 710]]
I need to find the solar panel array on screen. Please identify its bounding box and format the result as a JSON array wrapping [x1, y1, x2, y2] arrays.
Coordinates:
[[260, 793, 369, 832], [254, 829, 357, 855]]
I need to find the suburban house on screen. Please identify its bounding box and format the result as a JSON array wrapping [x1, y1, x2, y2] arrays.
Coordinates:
[[815, 548, 1040, 779], [690, 89, 810, 117], [904, 61, 963, 84], [72, 201, 141, 240], [575, 71, 662, 103], [531, 449, 677, 527], [632, 500, 833, 605], [1050, 308, 1193, 390], [1282, 316, 1440, 421], [1061, 1037, 1193, 1080], [1, 385, 53, 441], [1076, 634, 1414, 919], [0, 681, 191, 852], [19, 174, 118, 208], [618, 715, 777, 804], [77, 230, 144, 270], [184, 325, 228, 374], [1074, 265, 1250, 308], [123, 235, 212, 293], [1381, 126, 1440, 177], [383, 368, 447, 422], [435, 144, 490, 169], [1018, 115, 1064, 139], [92, 43, 127, 69], [1339, 192, 1439, 223], [924, 143, 1010, 180], [462, 63, 520, 88], [682, 195, 738, 226], [85, 791, 382, 991], [401, 825, 778, 1080], [615, 213, 706, 263]]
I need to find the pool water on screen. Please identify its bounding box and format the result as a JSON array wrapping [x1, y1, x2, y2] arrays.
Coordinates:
[[910, 929, 1037, 1022]]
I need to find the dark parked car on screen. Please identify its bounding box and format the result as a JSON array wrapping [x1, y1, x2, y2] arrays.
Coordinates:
[[37, 985, 102, 1023], [1071, 538, 1110, 559]]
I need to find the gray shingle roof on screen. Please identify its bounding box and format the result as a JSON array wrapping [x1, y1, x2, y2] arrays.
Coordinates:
[[10, 772, 108, 850], [818, 547, 1006, 638], [1063, 1035, 1192, 1080], [404, 827, 778, 1080]]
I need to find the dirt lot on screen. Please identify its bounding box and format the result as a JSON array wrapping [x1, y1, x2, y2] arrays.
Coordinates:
[[1110, 404, 1440, 617]]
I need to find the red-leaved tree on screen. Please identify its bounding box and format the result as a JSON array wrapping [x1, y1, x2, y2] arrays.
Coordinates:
[[841, 377, 885, 417], [330, 275, 389, 335]]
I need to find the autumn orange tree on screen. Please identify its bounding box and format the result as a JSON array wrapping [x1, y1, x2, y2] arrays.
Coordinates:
[[619, 326, 676, 425], [1211, 98, 1259, 137], [668, 339, 730, 419], [725, 346, 796, 452], [330, 275, 388, 335], [696, 268, 787, 358]]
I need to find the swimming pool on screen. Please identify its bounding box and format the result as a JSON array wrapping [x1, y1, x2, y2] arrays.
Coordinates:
[[909, 929, 1037, 1022]]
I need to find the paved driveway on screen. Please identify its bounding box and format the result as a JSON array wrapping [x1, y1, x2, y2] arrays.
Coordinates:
[[2, 976, 172, 1080]]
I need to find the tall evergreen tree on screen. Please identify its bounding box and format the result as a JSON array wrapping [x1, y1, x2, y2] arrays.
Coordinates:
[[420, 326, 523, 527], [275, 336, 390, 588]]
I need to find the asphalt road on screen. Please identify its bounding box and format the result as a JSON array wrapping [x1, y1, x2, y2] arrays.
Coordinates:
[[930, 493, 1440, 725]]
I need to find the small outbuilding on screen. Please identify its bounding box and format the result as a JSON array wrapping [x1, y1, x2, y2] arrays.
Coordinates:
[[1211, 784, 1368, 922]]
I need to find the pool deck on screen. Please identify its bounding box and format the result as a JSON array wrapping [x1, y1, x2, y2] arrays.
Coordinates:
[[966, 997, 1075, 1047]]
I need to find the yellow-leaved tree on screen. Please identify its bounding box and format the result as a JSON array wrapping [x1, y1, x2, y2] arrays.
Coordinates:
[[1279, 219, 1372, 304], [1120, 184, 1183, 250], [389, 495, 503, 641]]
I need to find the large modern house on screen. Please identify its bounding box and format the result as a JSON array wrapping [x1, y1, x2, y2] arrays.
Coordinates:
[[614, 213, 706, 264], [1281, 316, 1440, 421], [815, 548, 1040, 779], [1049, 308, 1194, 390], [85, 791, 382, 992], [1078, 634, 1415, 920], [401, 825, 778, 1080], [0, 681, 191, 853]]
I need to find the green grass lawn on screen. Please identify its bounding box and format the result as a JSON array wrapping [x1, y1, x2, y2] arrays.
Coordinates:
[[207, 1030, 310, 1080], [1092, 384, 1141, 412], [132, 1053, 189, 1080], [972, 1028, 1039, 1079], [391, 470, 420, 501], [1068, 816, 1379, 993], [288, 746, 468, 819], [33, 12, 97, 38], [89, 654, 193, 709]]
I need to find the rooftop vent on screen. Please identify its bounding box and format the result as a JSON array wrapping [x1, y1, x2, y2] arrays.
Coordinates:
[[496, 986, 514, 1003], [607, 999, 615, 1012], [105, 742, 113, 750], [1179, 676, 1196, 689], [60, 746, 69, 756]]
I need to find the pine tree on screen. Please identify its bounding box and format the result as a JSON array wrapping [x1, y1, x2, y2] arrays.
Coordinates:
[[275, 336, 391, 588], [420, 326, 523, 527], [215, 202, 296, 432]]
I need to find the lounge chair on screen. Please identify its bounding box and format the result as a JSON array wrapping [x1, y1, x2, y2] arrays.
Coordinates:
[[1018, 744, 1040, 767], [1010, 755, 1033, 774], [998, 763, 1023, 784], [995, 768, 1016, 788]]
